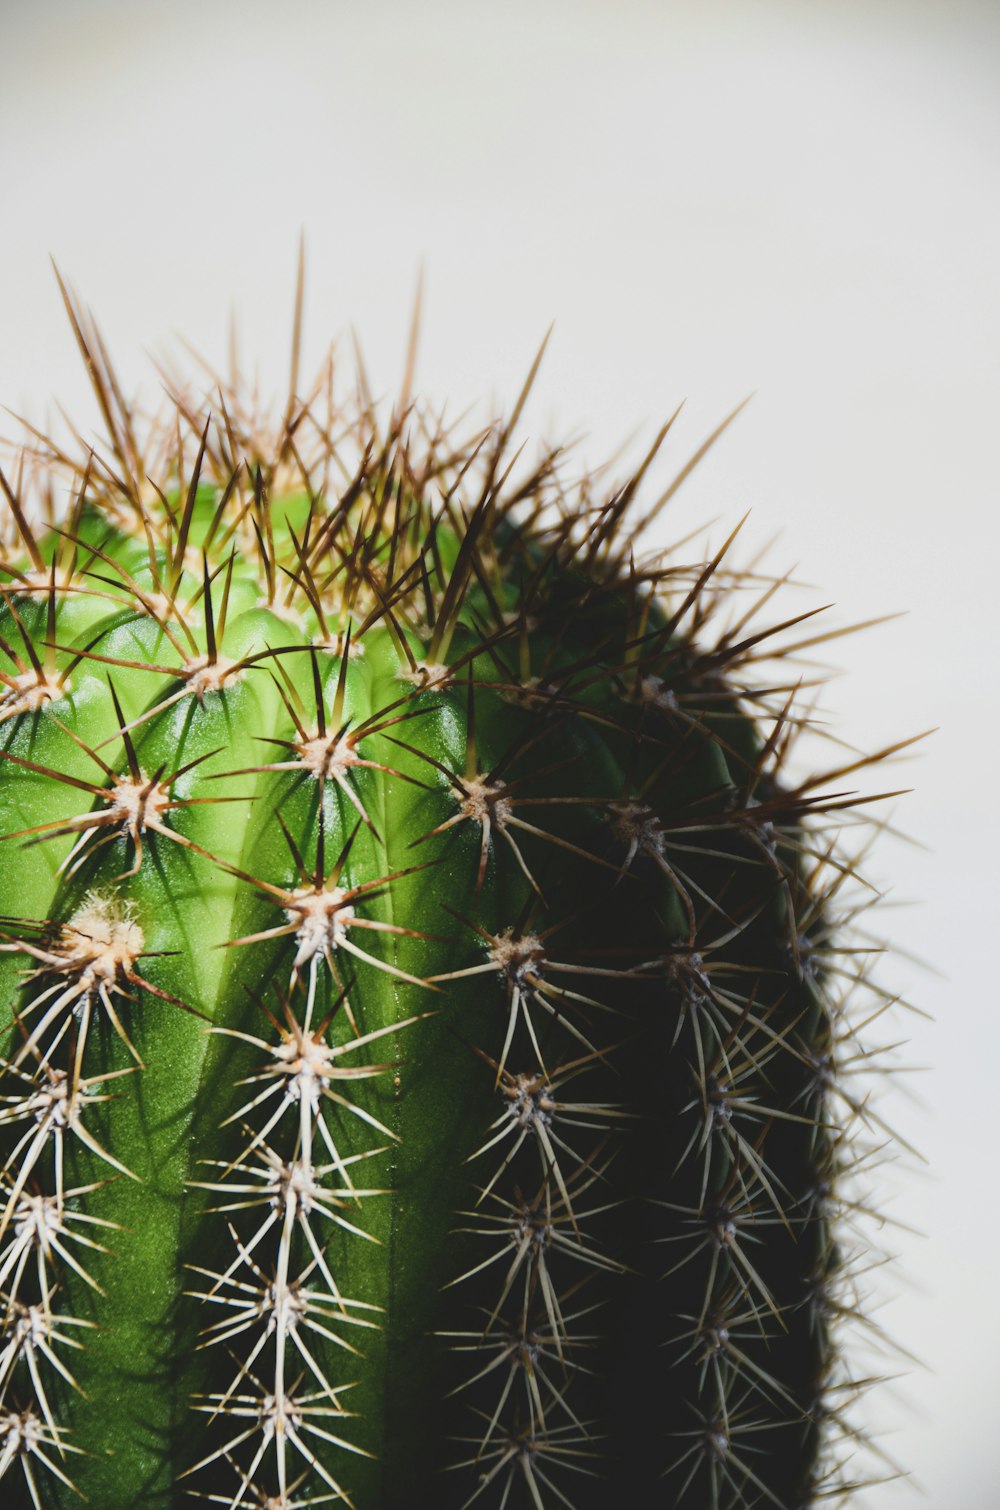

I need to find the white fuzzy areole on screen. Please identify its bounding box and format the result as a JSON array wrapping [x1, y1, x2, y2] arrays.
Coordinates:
[[0, 667, 68, 721], [285, 886, 356, 969]]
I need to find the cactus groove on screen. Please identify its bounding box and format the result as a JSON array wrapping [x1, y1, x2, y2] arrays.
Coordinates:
[[0, 277, 914, 1508]]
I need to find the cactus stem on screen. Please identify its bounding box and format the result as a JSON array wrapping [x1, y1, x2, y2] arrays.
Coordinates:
[[0, 267, 919, 1505]]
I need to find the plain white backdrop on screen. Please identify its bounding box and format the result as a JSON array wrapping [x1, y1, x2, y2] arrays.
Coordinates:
[[1, 2, 997, 1503]]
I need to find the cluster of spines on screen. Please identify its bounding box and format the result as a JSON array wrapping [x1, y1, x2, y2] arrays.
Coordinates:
[[0, 268, 919, 1507], [436, 918, 631, 1509], [0, 893, 144, 1505], [182, 963, 409, 1507]]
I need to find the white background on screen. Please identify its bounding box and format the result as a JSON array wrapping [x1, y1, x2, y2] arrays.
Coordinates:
[[1, 2, 997, 1504]]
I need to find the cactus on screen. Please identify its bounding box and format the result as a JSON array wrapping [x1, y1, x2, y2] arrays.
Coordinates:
[[0, 275, 914, 1510]]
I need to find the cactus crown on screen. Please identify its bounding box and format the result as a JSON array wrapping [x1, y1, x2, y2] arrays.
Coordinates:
[[0, 273, 916, 1508]]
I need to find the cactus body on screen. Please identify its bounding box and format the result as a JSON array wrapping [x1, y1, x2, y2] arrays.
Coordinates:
[[0, 295, 905, 1508]]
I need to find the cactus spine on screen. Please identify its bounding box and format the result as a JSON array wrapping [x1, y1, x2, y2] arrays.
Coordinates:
[[0, 279, 913, 1508]]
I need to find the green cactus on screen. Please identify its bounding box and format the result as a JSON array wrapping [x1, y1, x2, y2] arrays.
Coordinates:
[[0, 276, 914, 1509]]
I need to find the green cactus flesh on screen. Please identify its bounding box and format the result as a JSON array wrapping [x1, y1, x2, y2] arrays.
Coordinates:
[[0, 299, 906, 1508]]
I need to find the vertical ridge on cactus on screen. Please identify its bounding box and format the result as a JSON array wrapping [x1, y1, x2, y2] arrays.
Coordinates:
[[0, 272, 918, 1509]]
